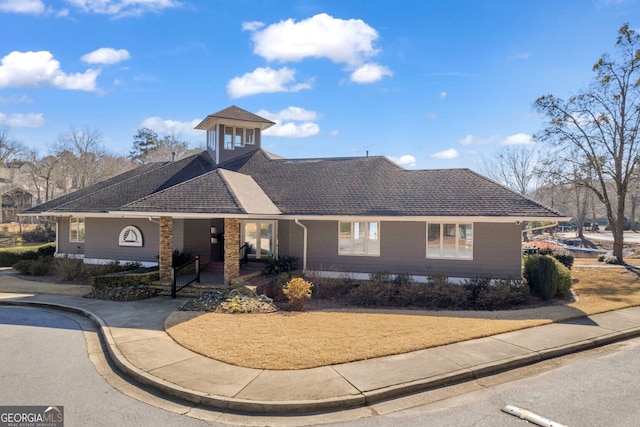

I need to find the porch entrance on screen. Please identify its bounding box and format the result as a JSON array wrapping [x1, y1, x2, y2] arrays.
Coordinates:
[[241, 220, 276, 260]]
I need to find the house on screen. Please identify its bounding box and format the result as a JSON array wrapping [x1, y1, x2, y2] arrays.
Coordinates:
[[23, 106, 567, 283], [2, 188, 33, 223]]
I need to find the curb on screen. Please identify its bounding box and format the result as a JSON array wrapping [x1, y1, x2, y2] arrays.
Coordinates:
[[3, 299, 640, 414]]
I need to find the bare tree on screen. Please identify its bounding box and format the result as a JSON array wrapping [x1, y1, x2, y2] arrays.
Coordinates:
[[54, 125, 107, 191], [534, 24, 640, 262], [480, 144, 539, 195], [25, 151, 59, 203]]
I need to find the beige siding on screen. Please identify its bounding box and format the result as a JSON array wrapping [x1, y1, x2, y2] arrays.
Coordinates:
[[279, 220, 523, 279]]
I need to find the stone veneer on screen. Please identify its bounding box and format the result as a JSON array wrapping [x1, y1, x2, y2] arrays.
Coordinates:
[[159, 217, 173, 280], [224, 218, 240, 282]]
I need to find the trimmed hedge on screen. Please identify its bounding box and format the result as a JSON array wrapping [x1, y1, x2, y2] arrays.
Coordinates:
[[523, 254, 572, 300], [89, 270, 160, 290], [1, 243, 55, 267]]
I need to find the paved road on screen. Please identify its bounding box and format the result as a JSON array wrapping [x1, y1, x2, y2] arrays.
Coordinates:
[[331, 338, 640, 427], [0, 306, 215, 427], [4, 304, 640, 427]]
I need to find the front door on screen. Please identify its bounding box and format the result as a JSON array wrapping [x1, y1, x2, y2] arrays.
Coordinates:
[[241, 221, 276, 260]]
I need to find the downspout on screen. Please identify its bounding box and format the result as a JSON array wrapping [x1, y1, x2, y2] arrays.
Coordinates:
[[294, 219, 307, 272]]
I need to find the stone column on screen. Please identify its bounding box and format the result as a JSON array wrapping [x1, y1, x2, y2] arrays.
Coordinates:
[[224, 218, 240, 283], [159, 216, 173, 281]]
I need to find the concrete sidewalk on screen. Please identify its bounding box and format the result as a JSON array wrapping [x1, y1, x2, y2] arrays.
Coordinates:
[[2, 281, 640, 414]]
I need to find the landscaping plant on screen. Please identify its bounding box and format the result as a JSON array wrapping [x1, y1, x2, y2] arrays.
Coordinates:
[[283, 277, 313, 311], [524, 254, 559, 300]]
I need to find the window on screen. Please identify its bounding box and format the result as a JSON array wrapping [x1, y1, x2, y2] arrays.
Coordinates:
[[246, 128, 255, 145], [206, 129, 216, 151], [224, 127, 234, 150], [339, 221, 380, 256], [234, 127, 244, 147], [426, 223, 472, 259], [70, 217, 85, 242]]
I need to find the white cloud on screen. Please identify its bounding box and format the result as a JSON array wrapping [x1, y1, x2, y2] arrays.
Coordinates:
[[0, 51, 100, 91], [431, 148, 459, 160], [0, 112, 44, 127], [140, 116, 201, 136], [0, 95, 33, 105], [249, 13, 379, 65], [64, 0, 182, 17], [424, 112, 438, 120], [0, 0, 44, 13], [350, 63, 393, 84], [256, 106, 319, 122], [258, 106, 321, 138], [81, 47, 130, 64], [263, 121, 320, 138], [242, 21, 264, 32], [246, 13, 391, 84], [458, 134, 497, 145], [388, 155, 417, 168], [501, 133, 533, 145], [330, 129, 339, 137], [439, 91, 447, 99], [227, 67, 312, 98]]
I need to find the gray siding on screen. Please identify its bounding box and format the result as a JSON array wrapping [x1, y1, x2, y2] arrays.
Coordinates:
[[83, 218, 160, 263], [279, 220, 523, 279], [57, 217, 85, 255], [182, 219, 213, 263]]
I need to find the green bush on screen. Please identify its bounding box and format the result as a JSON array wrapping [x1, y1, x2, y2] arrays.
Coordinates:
[[262, 256, 299, 275], [550, 248, 574, 270], [554, 258, 573, 298], [0, 243, 55, 266], [524, 255, 558, 300], [467, 278, 530, 310]]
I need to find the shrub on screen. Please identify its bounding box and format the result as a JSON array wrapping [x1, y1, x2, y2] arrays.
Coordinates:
[[524, 255, 558, 300], [257, 272, 295, 302], [263, 256, 299, 275], [554, 258, 573, 298], [308, 275, 354, 299], [172, 250, 193, 266], [283, 277, 313, 311], [466, 278, 530, 310], [603, 255, 620, 264], [348, 280, 394, 306], [0, 243, 55, 266], [53, 256, 88, 282], [12, 257, 52, 276], [550, 248, 574, 270]]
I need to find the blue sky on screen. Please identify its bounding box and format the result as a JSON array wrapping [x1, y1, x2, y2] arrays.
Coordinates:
[[0, 0, 638, 169]]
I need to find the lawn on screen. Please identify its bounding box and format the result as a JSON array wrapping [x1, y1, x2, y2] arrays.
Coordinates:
[[165, 259, 640, 370]]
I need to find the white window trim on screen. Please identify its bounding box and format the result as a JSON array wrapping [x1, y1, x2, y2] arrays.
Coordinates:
[[426, 222, 473, 260], [69, 217, 85, 243], [338, 220, 381, 257]]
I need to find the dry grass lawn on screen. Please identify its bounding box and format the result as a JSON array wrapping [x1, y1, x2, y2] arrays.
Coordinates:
[[165, 258, 640, 370]]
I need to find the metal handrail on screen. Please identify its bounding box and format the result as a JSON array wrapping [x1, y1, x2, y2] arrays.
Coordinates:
[[171, 255, 200, 298]]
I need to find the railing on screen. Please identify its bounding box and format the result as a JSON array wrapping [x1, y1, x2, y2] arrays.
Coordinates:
[[171, 255, 200, 299], [239, 243, 249, 265]]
